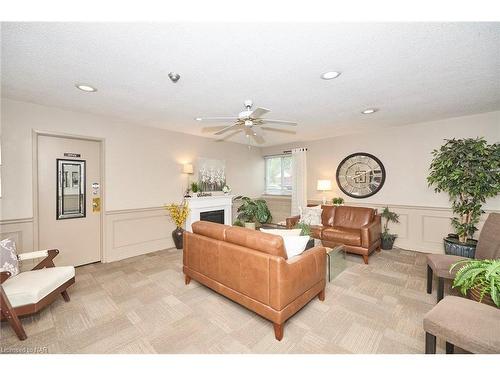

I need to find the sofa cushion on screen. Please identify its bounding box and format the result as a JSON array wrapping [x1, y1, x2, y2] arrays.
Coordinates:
[[321, 205, 336, 227], [0, 238, 20, 277], [192, 221, 227, 241], [310, 225, 323, 240], [260, 229, 309, 258], [423, 296, 500, 354], [322, 227, 361, 246], [225, 226, 287, 259], [2, 266, 75, 307], [333, 206, 375, 229]]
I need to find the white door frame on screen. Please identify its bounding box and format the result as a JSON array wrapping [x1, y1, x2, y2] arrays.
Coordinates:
[[32, 130, 106, 262]]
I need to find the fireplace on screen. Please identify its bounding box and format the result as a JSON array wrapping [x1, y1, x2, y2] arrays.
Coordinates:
[[200, 209, 225, 224], [184, 195, 233, 232]]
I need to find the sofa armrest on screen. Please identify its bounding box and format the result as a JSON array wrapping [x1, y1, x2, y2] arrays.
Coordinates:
[[361, 215, 382, 248], [269, 246, 326, 310], [285, 215, 301, 229]]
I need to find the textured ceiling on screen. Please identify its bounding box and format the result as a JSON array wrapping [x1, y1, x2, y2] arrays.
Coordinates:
[[1, 22, 500, 146]]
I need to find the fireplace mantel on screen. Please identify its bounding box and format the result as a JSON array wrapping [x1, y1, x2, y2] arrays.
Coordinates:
[[184, 195, 233, 232]]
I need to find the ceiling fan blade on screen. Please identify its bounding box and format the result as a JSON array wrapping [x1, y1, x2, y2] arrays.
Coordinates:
[[261, 126, 297, 134], [201, 125, 229, 133], [249, 107, 270, 119], [260, 119, 298, 126], [196, 117, 239, 122], [215, 129, 242, 142], [214, 123, 240, 135]]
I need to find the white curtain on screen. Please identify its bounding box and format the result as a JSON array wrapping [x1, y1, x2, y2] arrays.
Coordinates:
[[291, 148, 307, 216]]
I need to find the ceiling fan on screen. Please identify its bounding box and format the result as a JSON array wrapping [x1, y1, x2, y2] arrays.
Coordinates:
[[196, 100, 297, 145]]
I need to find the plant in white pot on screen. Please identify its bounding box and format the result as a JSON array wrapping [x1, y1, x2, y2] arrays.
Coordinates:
[[233, 196, 272, 229], [428, 138, 500, 257]]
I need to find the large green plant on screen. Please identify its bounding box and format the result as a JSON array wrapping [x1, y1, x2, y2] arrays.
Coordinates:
[[233, 196, 272, 224], [451, 259, 500, 307], [427, 138, 500, 243]]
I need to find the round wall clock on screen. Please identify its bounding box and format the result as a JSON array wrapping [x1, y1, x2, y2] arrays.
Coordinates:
[[336, 152, 386, 198]]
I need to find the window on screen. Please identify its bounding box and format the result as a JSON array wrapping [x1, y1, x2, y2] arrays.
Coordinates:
[[264, 155, 292, 195]]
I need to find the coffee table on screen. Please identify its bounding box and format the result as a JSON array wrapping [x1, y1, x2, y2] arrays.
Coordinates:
[[325, 244, 347, 282]]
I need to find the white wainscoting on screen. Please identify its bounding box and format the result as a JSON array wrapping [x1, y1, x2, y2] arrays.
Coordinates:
[[265, 197, 499, 254], [104, 207, 174, 263], [0, 218, 35, 254]]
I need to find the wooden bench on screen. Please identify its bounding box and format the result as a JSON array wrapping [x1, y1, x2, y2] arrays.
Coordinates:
[[423, 296, 500, 354]]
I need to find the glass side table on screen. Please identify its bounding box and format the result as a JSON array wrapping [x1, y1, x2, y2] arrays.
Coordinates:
[[325, 244, 347, 282]]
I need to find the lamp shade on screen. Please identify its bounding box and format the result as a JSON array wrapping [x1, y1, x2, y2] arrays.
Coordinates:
[[317, 179, 332, 191], [183, 163, 194, 174]]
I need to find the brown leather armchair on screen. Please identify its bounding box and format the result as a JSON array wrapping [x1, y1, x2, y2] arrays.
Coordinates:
[[287, 205, 382, 264], [183, 221, 326, 341]]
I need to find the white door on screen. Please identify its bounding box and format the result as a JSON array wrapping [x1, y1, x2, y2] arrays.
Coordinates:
[[37, 135, 102, 266]]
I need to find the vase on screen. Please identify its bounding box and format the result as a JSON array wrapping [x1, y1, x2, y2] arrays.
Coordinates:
[[443, 236, 477, 258], [244, 222, 256, 230], [381, 236, 396, 250], [468, 286, 497, 308], [172, 227, 184, 249]]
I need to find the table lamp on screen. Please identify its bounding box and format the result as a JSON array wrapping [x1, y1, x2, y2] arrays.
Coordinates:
[[317, 179, 332, 204]]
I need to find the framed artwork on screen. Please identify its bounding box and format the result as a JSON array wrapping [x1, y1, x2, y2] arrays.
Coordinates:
[[197, 158, 226, 191]]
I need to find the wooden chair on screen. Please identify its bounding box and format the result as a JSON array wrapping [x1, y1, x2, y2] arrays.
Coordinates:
[[426, 213, 500, 302], [0, 249, 75, 340]]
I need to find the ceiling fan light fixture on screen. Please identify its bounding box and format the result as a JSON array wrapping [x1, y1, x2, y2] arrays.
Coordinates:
[[320, 71, 341, 80], [168, 72, 181, 83], [75, 83, 97, 92], [361, 108, 378, 114]]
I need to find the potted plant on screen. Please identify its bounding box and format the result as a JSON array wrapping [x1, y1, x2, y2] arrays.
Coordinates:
[[233, 196, 272, 229], [451, 259, 500, 308], [295, 222, 315, 250], [164, 201, 189, 249], [222, 184, 231, 195], [190, 182, 199, 194], [332, 197, 344, 206], [428, 138, 500, 257], [380, 207, 400, 250]]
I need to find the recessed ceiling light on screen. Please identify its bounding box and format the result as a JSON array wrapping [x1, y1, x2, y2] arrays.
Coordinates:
[[361, 108, 378, 114], [75, 84, 97, 92], [195, 117, 202, 121], [320, 71, 341, 80]]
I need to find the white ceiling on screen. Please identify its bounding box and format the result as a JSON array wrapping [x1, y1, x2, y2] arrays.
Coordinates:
[[2, 22, 500, 146]]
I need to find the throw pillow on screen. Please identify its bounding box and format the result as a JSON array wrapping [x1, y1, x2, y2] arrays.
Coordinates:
[[0, 238, 20, 277], [282, 236, 311, 258], [260, 229, 310, 258], [259, 228, 302, 237], [299, 206, 322, 226]]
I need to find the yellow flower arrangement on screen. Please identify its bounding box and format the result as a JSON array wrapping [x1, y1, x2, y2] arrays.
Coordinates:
[[164, 201, 190, 228]]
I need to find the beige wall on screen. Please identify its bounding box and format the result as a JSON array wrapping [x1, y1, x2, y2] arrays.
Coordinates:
[[261, 111, 500, 253], [0, 98, 264, 261]]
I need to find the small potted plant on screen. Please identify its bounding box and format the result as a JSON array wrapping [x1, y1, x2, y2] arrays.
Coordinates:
[[332, 197, 344, 206], [428, 138, 500, 257], [451, 259, 500, 308], [164, 201, 189, 249], [380, 207, 400, 250], [190, 182, 199, 194], [295, 222, 315, 250], [233, 196, 272, 229], [222, 184, 231, 195]]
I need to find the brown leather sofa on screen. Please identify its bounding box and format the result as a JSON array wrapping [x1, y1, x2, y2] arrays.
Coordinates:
[[183, 221, 326, 341], [286, 205, 381, 264]]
